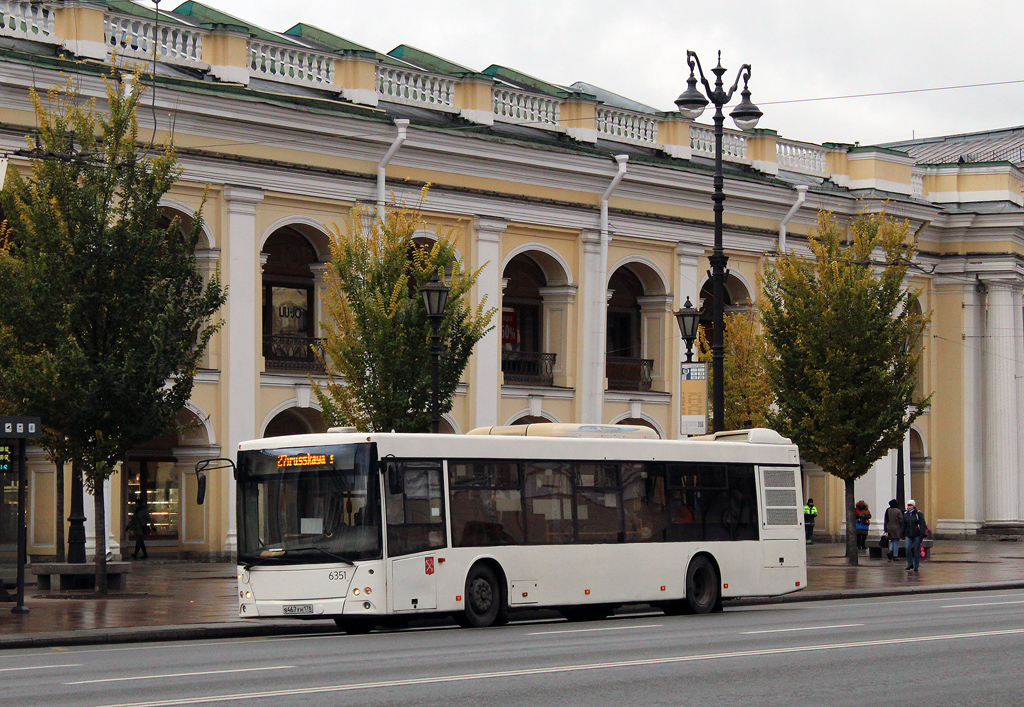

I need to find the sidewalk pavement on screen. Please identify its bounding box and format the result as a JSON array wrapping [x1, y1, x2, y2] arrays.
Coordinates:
[[2, 540, 1022, 649]]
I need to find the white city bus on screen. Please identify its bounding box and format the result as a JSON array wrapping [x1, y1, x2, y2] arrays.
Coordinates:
[[212, 424, 806, 633]]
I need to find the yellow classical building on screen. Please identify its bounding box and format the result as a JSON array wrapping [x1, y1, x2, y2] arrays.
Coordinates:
[[0, 0, 1021, 560]]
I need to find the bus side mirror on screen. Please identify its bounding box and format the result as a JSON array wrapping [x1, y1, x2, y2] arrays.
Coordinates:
[[386, 461, 403, 495], [194, 458, 235, 506]]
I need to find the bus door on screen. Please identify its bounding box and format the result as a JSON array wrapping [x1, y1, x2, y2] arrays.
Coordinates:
[[758, 466, 803, 568], [384, 460, 447, 611]]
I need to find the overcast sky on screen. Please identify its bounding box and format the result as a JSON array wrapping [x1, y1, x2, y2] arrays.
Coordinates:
[[201, 0, 1023, 147]]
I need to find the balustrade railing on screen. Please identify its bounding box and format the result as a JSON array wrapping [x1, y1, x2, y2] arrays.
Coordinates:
[[776, 139, 827, 175], [0, 0, 55, 42], [690, 124, 749, 162], [105, 12, 205, 68], [264, 335, 326, 372], [502, 350, 556, 386], [606, 356, 653, 392], [492, 87, 561, 128], [377, 66, 456, 111], [250, 40, 335, 89], [596, 106, 658, 146]]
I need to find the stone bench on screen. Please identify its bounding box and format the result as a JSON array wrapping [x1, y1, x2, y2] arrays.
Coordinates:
[[869, 538, 933, 560], [30, 562, 132, 590]]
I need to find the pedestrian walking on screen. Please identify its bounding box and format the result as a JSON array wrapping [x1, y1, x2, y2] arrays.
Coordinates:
[[128, 498, 156, 560], [803, 498, 817, 544], [883, 499, 904, 561], [900, 499, 928, 572], [855, 500, 871, 550]]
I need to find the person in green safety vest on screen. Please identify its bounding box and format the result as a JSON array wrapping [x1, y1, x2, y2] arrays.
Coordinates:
[[803, 498, 818, 544]]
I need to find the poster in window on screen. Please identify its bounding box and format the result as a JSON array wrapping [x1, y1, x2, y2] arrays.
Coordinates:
[[272, 287, 309, 336]]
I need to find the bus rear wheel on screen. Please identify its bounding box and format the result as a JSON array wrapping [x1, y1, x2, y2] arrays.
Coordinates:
[[458, 564, 505, 628], [334, 617, 375, 634], [683, 556, 720, 614]]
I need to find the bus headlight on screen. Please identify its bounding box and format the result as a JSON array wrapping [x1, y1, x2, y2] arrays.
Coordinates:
[[352, 588, 360, 596]]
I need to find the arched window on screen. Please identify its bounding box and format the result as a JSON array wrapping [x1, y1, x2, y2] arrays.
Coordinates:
[[502, 254, 555, 386], [606, 266, 655, 392], [262, 228, 320, 370]]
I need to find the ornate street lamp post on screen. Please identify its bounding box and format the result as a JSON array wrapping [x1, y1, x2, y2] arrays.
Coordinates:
[[675, 50, 762, 432], [675, 296, 701, 364], [420, 273, 450, 434]]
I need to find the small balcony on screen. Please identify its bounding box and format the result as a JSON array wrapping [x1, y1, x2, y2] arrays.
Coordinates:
[[502, 350, 556, 387], [264, 335, 325, 372], [606, 356, 653, 392]]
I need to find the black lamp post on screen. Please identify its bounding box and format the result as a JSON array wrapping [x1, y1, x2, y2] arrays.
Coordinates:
[[420, 273, 450, 434], [675, 50, 762, 433], [675, 296, 701, 363]]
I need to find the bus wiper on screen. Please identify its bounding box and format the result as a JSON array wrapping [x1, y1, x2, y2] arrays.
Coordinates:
[[281, 546, 356, 566]]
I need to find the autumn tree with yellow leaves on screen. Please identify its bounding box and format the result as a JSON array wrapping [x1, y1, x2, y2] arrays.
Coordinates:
[[314, 196, 494, 432]]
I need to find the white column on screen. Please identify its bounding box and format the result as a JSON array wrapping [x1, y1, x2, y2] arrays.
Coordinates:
[[580, 230, 604, 423], [84, 477, 120, 558], [957, 277, 986, 526], [675, 243, 704, 437], [473, 217, 507, 428], [1016, 286, 1024, 522], [638, 295, 673, 391], [983, 280, 1021, 524], [104, 477, 120, 557], [223, 186, 264, 554], [539, 285, 577, 389]]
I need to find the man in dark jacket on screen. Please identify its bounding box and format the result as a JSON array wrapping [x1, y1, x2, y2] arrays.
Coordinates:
[[900, 500, 928, 571]]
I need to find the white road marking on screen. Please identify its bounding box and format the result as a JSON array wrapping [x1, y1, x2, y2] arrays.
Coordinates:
[[64, 666, 297, 685], [941, 600, 1024, 609], [90, 626, 1024, 707], [0, 663, 81, 673], [527, 624, 663, 636], [742, 623, 862, 634]]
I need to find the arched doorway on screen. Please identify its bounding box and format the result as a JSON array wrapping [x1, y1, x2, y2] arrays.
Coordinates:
[[121, 408, 217, 558], [264, 407, 327, 437]]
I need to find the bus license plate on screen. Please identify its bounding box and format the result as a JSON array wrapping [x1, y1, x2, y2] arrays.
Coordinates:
[[283, 604, 314, 615]]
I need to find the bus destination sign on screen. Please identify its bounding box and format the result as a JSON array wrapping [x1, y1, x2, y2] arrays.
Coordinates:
[[276, 453, 335, 468]]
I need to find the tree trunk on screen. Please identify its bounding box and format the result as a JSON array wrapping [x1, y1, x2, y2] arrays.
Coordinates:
[[55, 458, 65, 563], [845, 478, 858, 566], [93, 482, 109, 595]]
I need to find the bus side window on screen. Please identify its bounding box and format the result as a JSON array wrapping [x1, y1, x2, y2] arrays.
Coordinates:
[[450, 461, 524, 547], [621, 463, 666, 542], [385, 460, 446, 556]]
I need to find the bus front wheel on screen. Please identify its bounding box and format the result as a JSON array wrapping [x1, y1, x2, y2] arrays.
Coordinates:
[[683, 556, 720, 614], [458, 564, 505, 628]]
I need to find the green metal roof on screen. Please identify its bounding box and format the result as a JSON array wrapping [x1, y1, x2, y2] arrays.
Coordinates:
[[482, 65, 564, 97], [388, 45, 487, 78], [284, 24, 375, 57], [172, 1, 300, 43]]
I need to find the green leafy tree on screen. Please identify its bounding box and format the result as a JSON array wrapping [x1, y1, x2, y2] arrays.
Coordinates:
[[760, 210, 929, 564], [314, 195, 495, 432], [0, 74, 225, 592], [697, 309, 773, 430]]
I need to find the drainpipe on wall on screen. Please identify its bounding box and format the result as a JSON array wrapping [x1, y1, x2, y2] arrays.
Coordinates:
[[778, 185, 807, 253], [377, 119, 410, 218], [590, 154, 628, 420]]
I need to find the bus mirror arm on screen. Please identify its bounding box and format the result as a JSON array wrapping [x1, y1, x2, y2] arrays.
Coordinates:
[[194, 458, 237, 506]]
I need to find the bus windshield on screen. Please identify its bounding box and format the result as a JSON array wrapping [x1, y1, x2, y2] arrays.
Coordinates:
[[237, 443, 381, 564]]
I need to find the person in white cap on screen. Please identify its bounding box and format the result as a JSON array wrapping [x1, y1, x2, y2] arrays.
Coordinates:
[[900, 500, 928, 571]]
